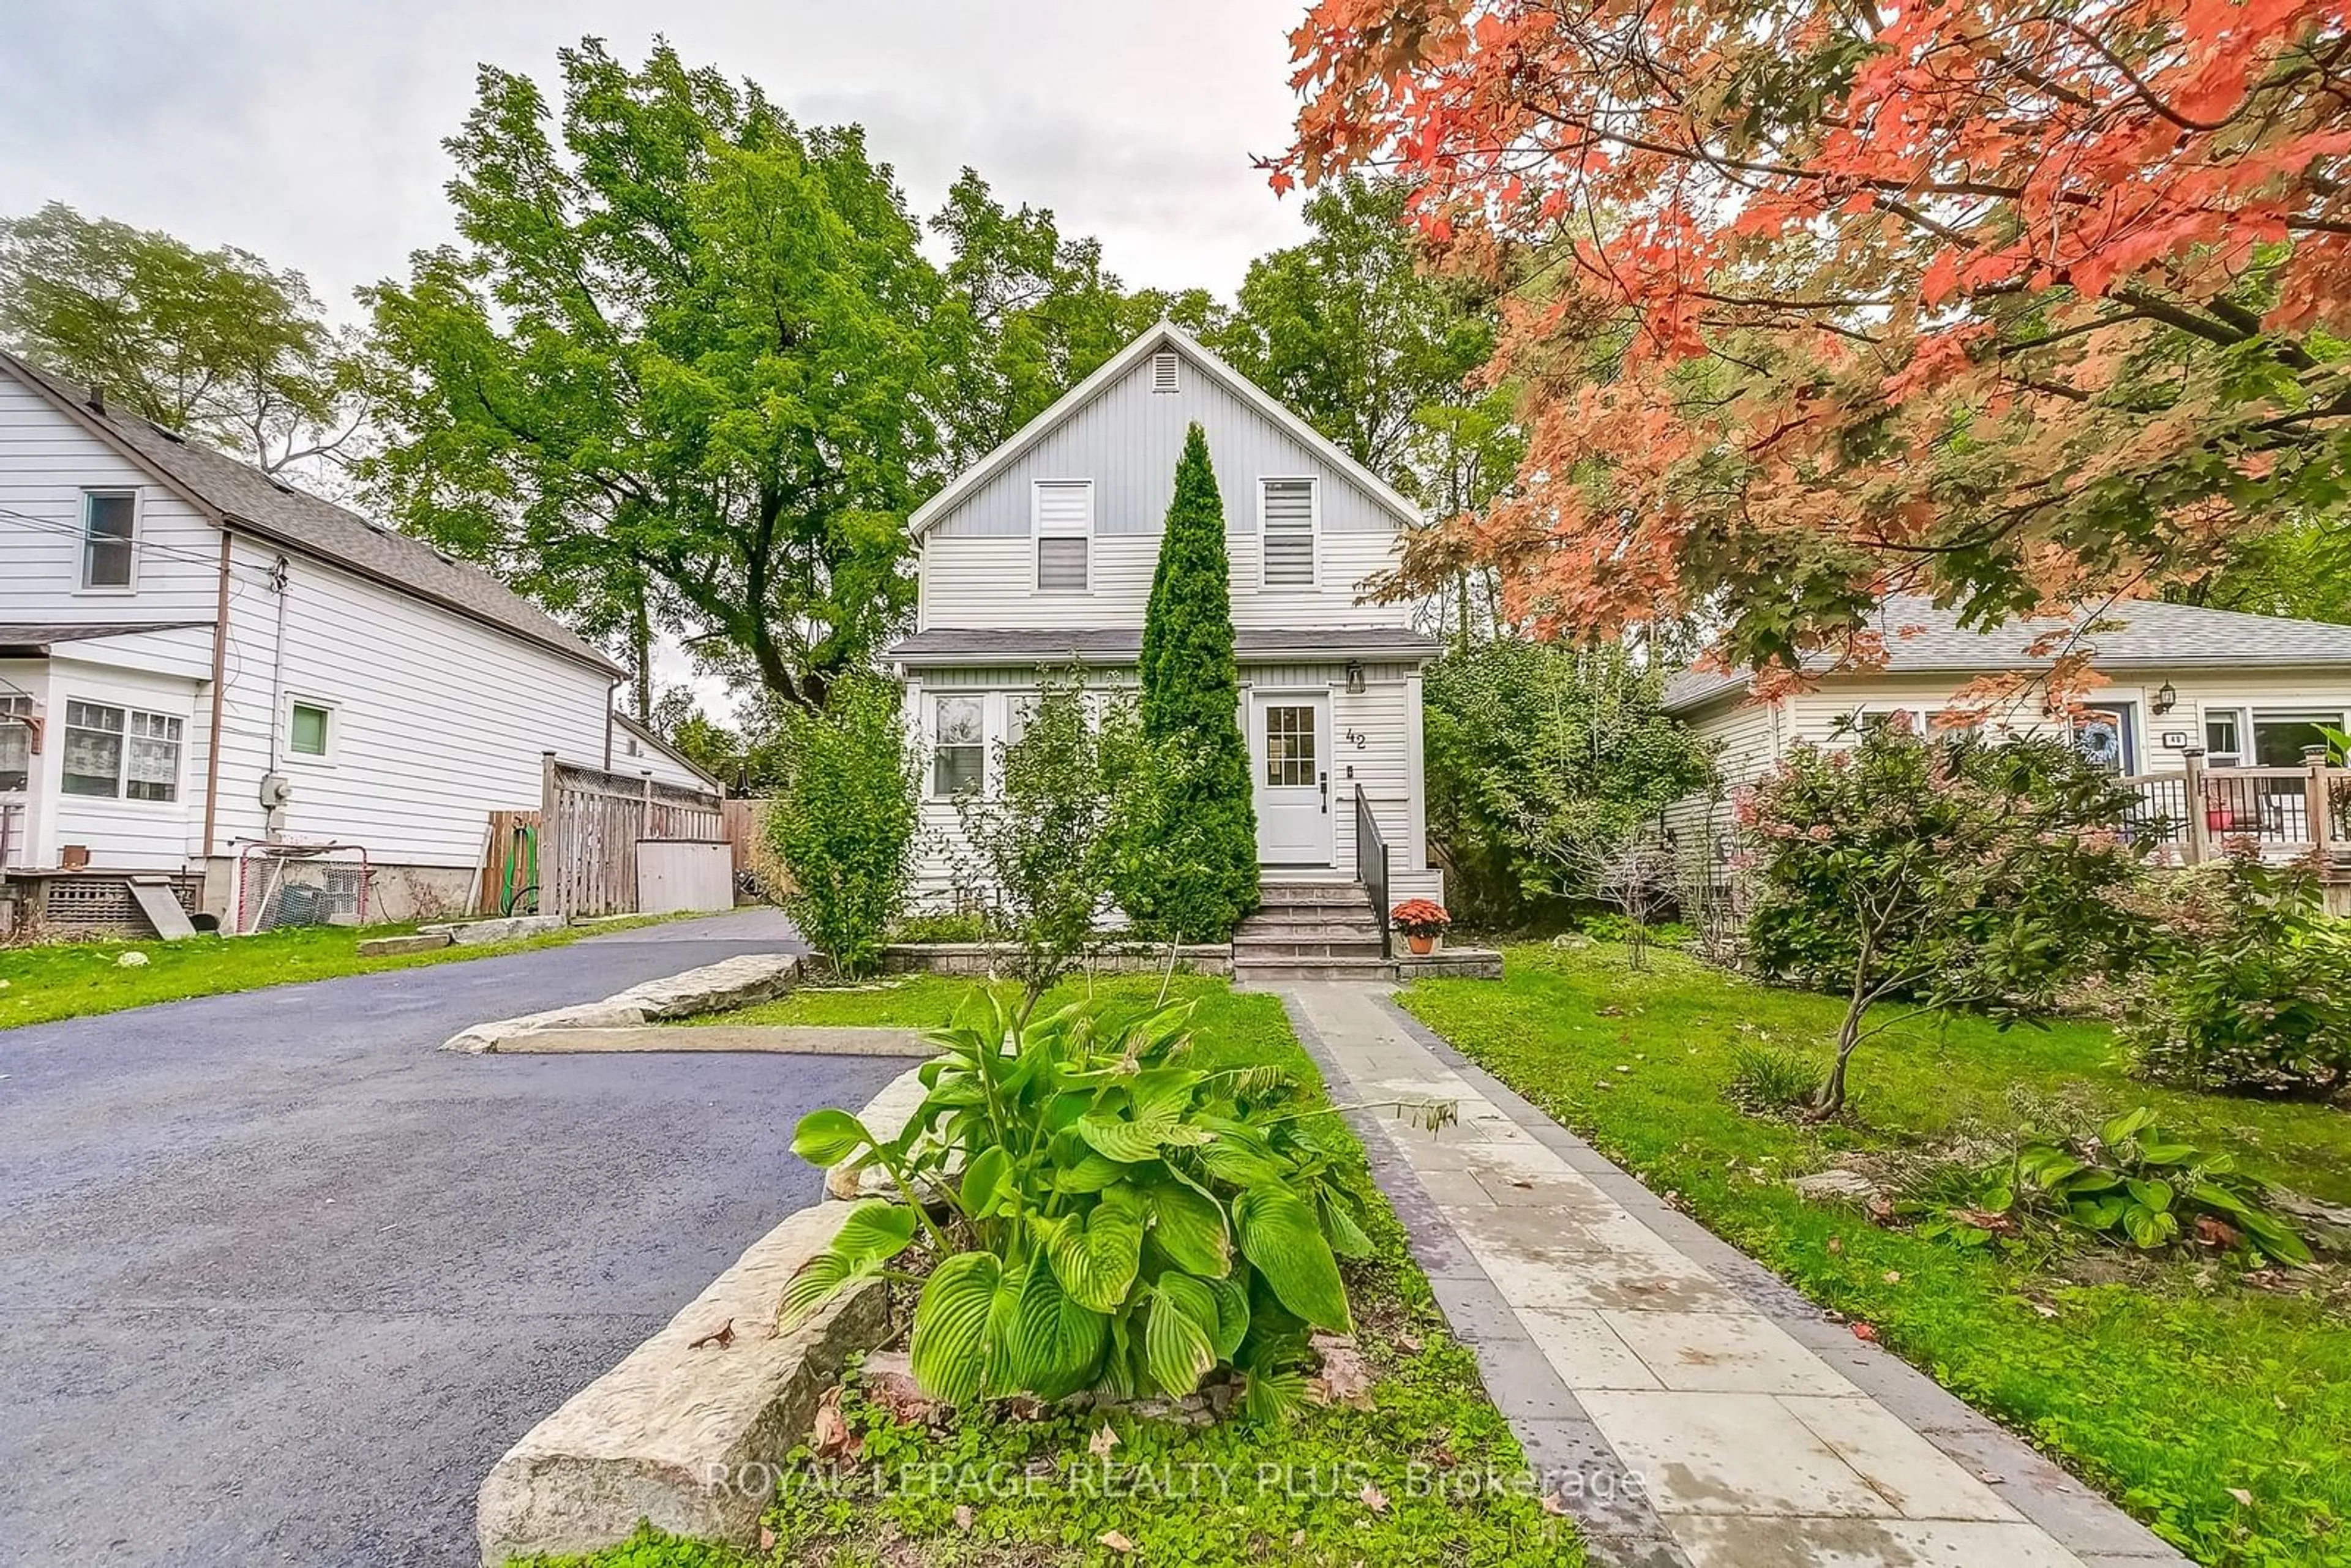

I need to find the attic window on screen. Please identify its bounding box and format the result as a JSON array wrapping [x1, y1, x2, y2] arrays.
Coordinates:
[[1259, 478, 1317, 588], [1150, 351, 1180, 394]]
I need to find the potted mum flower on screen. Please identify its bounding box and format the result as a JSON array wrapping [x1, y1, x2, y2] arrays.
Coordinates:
[[1390, 898, 1451, 955]]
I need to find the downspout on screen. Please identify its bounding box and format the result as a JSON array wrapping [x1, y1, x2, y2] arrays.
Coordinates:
[[198, 529, 233, 862], [604, 678, 618, 769]]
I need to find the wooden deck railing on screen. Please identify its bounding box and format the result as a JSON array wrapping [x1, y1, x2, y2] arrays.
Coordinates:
[[2120, 756, 2349, 863]]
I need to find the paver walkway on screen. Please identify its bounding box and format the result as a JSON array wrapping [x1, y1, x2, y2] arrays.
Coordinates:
[[1278, 981, 2191, 1568]]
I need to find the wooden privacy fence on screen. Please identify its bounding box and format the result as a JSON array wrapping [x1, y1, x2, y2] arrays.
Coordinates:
[[539, 753, 726, 919]]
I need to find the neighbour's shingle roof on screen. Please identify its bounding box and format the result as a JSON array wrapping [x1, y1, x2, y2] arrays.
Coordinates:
[[1662, 595, 2351, 713], [889, 626, 1441, 666], [0, 351, 623, 677], [0, 621, 212, 655]]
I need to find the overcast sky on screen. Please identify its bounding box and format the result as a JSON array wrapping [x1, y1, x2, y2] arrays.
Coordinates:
[[0, 0, 1311, 312], [0, 1, 1317, 718]]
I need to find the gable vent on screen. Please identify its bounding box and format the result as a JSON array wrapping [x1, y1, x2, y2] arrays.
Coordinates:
[[1150, 350, 1180, 394]]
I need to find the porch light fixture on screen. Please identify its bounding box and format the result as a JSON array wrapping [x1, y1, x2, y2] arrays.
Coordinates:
[[2151, 681, 2178, 715], [1344, 659, 1365, 694]]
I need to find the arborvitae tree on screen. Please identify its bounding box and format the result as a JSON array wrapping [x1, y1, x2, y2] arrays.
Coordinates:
[[1122, 422, 1259, 939]]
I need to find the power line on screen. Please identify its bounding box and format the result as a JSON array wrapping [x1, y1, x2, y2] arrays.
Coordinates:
[[0, 504, 282, 582]]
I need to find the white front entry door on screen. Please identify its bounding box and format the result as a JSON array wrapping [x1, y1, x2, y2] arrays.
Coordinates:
[[1251, 692, 1332, 866]]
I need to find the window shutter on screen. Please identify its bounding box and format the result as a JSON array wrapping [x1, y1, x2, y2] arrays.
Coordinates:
[[1150, 350, 1180, 393], [1261, 478, 1316, 587], [1034, 480, 1092, 591]]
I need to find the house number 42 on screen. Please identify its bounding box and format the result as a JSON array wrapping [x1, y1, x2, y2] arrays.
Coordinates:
[[1342, 728, 1368, 749]]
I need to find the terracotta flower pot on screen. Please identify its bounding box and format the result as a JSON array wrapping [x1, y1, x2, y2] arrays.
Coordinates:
[[1407, 932, 1434, 955]]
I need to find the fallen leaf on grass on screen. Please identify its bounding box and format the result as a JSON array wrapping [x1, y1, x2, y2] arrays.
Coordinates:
[[1089, 1422, 1121, 1458], [1882, 1270, 1902, 1285], [759, 1526, 776, 1550], [2228, 1487, 2255, 1507], [1359, 1482, 1389, 1514], [1397, 1332, 1423, 1353], [1307, 1334, 1375, 1410], [1540, 1493, 1572, 1517], [1851, 1322, 1880, 1343], [954, 1504, 975, 1531], [687, 1319, 735, 1351], [1951, 1207, 2019, 1236], [1098, 1529, 1135, 1553], [810, 1384, 860, 1464], [2194, 1215, 2244, 1250], [1826, 1236, 1843, 1255], [1867, 1195, 1896, 1226]]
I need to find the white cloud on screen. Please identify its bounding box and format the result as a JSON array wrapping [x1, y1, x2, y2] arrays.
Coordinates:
[[0, 0, 1311, 314]]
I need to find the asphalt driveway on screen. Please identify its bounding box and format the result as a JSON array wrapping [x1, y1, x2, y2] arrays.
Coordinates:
[[0, 910, 904, 1567]]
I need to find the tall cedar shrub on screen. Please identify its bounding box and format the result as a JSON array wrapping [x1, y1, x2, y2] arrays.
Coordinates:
[[765, 674, 922, 977], [1123, 423, 1259, 939]]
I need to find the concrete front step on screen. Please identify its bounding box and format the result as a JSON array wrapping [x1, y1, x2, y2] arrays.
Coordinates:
[[1238, 915, 1384, 939], [1232, 955, 1397, 981], [1258, 880, 1373, 905], [1235, 938, 1389, 959]]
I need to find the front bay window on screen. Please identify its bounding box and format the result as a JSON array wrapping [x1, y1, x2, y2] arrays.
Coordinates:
[[61, 700, 181, 801]]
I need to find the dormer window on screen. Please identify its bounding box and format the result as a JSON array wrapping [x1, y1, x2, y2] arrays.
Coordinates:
[[1150, 350, 1180, 393], [1034, 479, 1092, 591], [81, 489, 137, 590], [1260, 478, 1316, 588]]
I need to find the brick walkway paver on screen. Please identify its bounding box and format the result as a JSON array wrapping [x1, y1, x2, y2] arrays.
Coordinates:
[[1276, 981, 2192, 1568]]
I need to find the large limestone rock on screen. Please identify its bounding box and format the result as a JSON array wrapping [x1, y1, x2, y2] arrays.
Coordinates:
[[474, 1203, 888, 1565], [442, 954, 801, 1051]]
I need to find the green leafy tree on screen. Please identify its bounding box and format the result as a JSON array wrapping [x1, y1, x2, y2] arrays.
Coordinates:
[[766, 675, 921, 976], [1206, 178, 1493, 494], [362, 40, 946, 710], [1123, 426, 1258, 940], [1422, 641, 1711, 927], [1742, 726, 2151, 1117], [0, 201, 366, 478]]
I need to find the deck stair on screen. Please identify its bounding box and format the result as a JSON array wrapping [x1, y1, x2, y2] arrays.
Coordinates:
[[1231, 880, 1391, 982]]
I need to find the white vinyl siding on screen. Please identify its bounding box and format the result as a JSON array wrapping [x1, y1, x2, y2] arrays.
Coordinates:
[[1261, 478, 1316, 589], [1033, 480, 1092, 593]]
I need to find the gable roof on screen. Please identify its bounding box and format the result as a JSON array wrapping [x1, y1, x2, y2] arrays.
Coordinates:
[[610, 710, 726, 792], [906, 322, 1426, 538], [1662, 595, 2351, 713], [0, 351, 623, 678]]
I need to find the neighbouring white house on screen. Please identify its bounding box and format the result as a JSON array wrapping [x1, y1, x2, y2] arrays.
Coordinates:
[[1663, 595, 2351, 877], [888, 322, 1444, 921], [0, 348, 637, 934], [610, 711, 727, 795]]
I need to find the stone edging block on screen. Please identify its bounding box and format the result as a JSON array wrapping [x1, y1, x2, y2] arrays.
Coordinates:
[[441, 953, 801, 1052], [473, 1201, 888, 1565]]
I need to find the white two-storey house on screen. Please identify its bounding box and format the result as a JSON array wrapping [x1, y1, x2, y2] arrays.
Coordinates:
[[891, 323, 1444, 915], [0, 349, 630, 934]]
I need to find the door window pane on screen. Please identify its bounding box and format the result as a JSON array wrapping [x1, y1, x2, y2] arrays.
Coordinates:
[[933, 696, 984, 795], [1264, 705, 1316, 787], [83, 492, 135, 588], [62, 700, 125, 796]]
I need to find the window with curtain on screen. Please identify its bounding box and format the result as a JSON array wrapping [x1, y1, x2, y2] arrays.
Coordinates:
[[0, 694, 31, 792], [932, 695, 984, 796], [59, 700, 180, 800]]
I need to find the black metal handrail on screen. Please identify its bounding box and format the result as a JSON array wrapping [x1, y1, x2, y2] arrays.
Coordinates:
[[1354, 782, 1390, 958]]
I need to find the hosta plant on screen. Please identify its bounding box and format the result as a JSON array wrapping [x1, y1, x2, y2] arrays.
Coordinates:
[[1926, 1108, 2311, 1269], [780, 992, 1373, 1419]]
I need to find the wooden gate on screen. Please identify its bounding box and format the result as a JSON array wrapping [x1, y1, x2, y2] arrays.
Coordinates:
[[539, 753, 725, 919]]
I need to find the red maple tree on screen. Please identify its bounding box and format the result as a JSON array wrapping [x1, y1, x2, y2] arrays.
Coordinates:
[[1276, 0, 2351, 680]]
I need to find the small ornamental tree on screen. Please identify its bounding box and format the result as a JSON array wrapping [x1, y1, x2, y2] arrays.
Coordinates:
[[766, 674, 922, 977], [1741, 724, 2150, 1117], [954, 672, 1152, 1008], [1123, 424, 1259, 940]]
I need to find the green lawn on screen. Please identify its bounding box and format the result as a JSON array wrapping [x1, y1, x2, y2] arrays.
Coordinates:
[[0, 917, 667, 1030], [1400, 942, 2351, 1568], [534, 972, 1573, 1568]]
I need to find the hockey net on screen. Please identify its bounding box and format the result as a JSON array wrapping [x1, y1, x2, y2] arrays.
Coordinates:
[[233, 842, 371, 936]]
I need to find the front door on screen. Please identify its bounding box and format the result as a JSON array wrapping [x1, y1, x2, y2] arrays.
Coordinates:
[[2074, 702, 2137, 773], [1252, 692, 1332, 866]]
